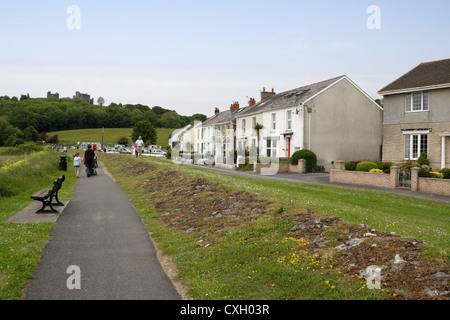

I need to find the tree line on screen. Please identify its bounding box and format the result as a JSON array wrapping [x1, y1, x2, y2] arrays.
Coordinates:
[[0, 95, 206, 146]]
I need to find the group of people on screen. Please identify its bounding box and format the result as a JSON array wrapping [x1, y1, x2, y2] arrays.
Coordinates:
[[132, 136, 144, 158], [72, 144, 96, 178], [71, 137, 144, 178]]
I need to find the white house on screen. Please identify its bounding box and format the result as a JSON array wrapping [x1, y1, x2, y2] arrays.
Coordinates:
[[235, 76, 383, 171]]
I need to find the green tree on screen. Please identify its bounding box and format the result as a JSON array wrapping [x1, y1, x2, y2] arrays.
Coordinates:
[[23, 126, 39, 142], [131, 121, 157, 145], [97, 97, 105, 106], [254, 123, 263, 157], [117, 136, 129, 145]]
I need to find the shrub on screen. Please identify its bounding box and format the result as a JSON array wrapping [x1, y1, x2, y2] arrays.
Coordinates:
[[356, 161, 378, 172], [375, 161, 393, 171], [370, 169, 383, 173], [418, 170, 431, 178], [290, 149, 317, 172], [417, 152, 429, 166], [430, 172, 443, 179], [0, 142, 44, 155], [403, 164, 421, 171], [440, 168, 450, 179], [344, 160, 361, 171], [117, 136, 129, 145]]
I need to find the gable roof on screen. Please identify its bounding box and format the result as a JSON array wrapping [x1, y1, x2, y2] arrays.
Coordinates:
[[236, 75, 381, 117], [237, 76, 346, 117], [202, 107, 248, 127], [378, 58, 450, 95]]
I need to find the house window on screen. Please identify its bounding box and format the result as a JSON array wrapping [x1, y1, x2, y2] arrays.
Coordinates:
[[404, 133, 428, 160], [287, 110, 292, 130], [242, 119, 246, 136], [271, 113, 276, 130], [266, 138, 277, 157], [405, 92, 429, 112]]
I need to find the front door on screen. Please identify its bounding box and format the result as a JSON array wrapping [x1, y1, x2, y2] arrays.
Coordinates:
[[286, 137, 291, 157]]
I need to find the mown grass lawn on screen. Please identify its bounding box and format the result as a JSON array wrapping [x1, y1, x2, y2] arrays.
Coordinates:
[[100, 154, 449, 300]]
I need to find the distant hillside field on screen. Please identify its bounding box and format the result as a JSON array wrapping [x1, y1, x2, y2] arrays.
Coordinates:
[[48, 128, 175, 147]]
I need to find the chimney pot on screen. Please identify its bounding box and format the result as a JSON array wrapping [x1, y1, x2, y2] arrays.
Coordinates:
[[230, 101, 239, 111]]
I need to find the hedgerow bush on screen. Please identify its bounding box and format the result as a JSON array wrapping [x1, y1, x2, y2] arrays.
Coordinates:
[[440, 168, 450, 179], [290, 149, 317, 172], [356, 161, 378, 172], [344, 160, 361, 171]]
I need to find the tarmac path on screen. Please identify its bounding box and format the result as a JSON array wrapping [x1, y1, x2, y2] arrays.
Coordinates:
[[24, 165, 181, 300]]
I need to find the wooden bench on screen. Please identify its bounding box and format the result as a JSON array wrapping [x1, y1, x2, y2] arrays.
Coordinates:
[[31, 175, 65, 213]]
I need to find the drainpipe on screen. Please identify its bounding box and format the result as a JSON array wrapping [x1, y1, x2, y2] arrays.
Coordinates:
[[306, 105, 312, 150]]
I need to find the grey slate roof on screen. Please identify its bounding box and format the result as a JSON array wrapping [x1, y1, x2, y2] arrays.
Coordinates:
[[379, 58, 450, 94], [237, 75, 345, 117], [202, 107, 251, 126]]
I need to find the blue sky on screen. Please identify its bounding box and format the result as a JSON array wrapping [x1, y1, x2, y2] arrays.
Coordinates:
[[1, 0, 449, 117]]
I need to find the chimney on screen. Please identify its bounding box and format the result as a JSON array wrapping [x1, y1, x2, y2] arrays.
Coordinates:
[[261, 87, 276, 101], [230, 101, 240, 111], [249, 98, 256, 107], [215, 107, 220, 115]]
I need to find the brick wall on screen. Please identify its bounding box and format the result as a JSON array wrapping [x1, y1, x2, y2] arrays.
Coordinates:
[[330, 170, 392, 188], [418, 178, 450, 196], [331, 165, 450, 197]]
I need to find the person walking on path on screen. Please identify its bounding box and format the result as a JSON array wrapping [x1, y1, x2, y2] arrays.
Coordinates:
[[135, 136, 144, 157], [84, 144, 95, 177], [73, 153, 81, 178]]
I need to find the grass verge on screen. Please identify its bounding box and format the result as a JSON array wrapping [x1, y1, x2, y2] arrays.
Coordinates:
[[100, 154, 449, 300], [0, 149, 78, 299]]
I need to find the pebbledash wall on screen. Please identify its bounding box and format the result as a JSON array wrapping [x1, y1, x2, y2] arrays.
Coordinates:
[[330, 162, 450, 197]]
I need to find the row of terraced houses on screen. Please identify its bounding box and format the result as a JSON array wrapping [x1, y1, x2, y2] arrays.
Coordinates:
[[169, 59, 450, 172]]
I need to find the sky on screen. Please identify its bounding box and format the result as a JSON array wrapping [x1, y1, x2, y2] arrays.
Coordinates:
[[1, 0, 449, 117]]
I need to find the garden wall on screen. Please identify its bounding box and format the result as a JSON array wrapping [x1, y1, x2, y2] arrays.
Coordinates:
[[417, 177, 450, 196], [330, 162, 450, 197], [330, 170, 393, 189], [254, 159, 306, 174]]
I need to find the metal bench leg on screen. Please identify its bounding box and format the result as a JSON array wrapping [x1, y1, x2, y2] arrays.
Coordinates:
[[52, 191, 64, 206], [36, 200, 47, 213], [36, 199, 58, 214]]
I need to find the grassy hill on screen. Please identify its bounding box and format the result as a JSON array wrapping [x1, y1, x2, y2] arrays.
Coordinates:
[[48, 128, 175, 147]]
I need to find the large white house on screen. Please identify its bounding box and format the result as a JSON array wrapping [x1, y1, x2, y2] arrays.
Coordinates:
[[234, 76, 383, 171]]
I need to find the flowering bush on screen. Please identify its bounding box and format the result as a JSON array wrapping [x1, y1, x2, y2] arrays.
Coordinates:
[[370, 169, 383, 173], [430, 172, 444, 179]]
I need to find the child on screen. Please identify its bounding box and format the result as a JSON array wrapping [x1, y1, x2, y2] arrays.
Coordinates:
[[73, 153, 81, 178]]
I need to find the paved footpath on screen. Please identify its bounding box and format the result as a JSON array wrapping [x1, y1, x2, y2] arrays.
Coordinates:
[[25, 166, 181, 300]]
